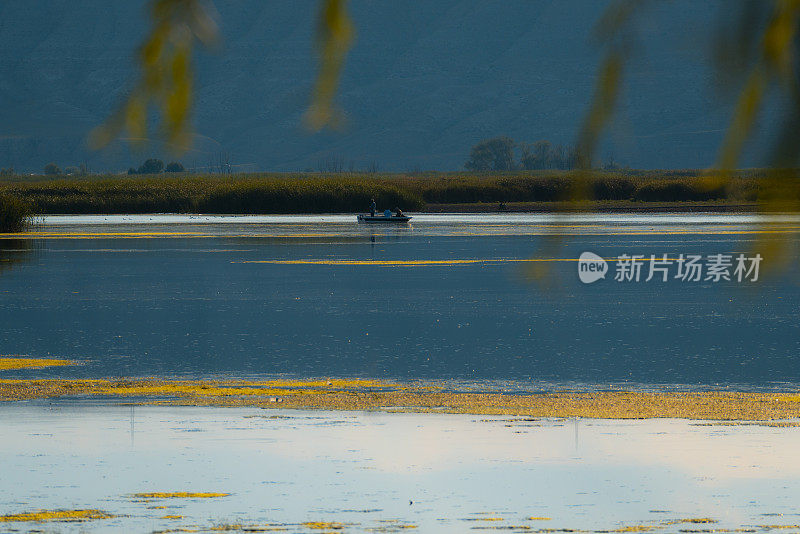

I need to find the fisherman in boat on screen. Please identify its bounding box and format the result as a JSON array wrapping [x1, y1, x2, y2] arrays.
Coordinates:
[[370, 198, 376, 216], [394, 207, 405, 217]]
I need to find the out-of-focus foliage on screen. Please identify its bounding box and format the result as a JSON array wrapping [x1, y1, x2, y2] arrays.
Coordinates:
[[304, 0, 355, 131], [89, 0, 219, 151], [586, 0, 800, 183], [714, 0, 800, 269], [529, 0, 800, 278], [715, 1, 800, 169], [565, 0, 642, 207], [521, 1, 643, 282], [93, 0, 353, 149]]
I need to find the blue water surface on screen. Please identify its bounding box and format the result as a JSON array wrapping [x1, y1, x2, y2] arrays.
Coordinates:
[[0, 214, 797, 387]]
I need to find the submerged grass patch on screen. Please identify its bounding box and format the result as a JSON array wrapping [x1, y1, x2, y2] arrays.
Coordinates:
[[0, 509, 115, 522], [664, 518, 718, 525], [0, 357, 76, 370], [368, 520, 418, 531], [151, 525, 291, 533], [302, 521, 349, 530], [1, 378, 799, 420], [131, 492, 230, 499]]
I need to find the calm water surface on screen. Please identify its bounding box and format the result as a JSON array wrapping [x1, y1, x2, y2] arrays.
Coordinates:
[[1, 404, 799, 533], [3, 214, 800, 532], [0, 213, 798, 387]]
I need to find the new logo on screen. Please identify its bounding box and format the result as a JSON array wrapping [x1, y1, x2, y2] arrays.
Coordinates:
[[578, 252, 608, 284]]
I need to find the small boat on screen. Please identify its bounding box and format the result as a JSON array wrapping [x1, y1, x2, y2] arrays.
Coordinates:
[[357, 213, 412, 223]]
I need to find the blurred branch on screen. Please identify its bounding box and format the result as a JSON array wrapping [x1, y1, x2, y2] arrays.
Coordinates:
[[576, 0, 643, 172], [716, 1, 800, 273], [525, 1, 642, 284], [93, 0, 354, 152], [89, 0, 219, 152], [304, 0, 355, 131], [717, 1, 800, 171], [569, 1, 640, 204], [718, 67, 767, 171]]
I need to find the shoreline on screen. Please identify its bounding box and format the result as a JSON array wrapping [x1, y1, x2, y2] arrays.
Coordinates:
[[424, 201, 760, 213]]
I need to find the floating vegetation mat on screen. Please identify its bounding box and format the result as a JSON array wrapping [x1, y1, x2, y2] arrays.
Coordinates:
[[0, 504, 798, 533], [131, 492, 230, 499], [0, 378, 799, 420], [0, 509, 115, 522], [0, 357, 76, 370]]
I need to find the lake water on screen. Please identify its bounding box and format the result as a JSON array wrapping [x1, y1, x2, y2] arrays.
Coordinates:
[[2, 403, 800, 533], [1, 213, 799, 388], [3, 213, 800, 532]]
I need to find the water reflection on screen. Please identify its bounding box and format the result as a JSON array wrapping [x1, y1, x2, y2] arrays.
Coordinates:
[[0, 238, 35, 275]]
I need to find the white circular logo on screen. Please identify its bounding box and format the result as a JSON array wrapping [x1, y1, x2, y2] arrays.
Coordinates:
[[578, 252, 608, 284]]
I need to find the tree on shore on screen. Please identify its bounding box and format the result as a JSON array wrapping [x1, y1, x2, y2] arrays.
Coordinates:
[[165, 162, 185, 173], [467, 137, 580, 171], [465, 136, 515, 171], [137, 159, 165, 174], [44, 163, 61, 175], [127, 159, 167, 175], [519, 141, 578, 170]]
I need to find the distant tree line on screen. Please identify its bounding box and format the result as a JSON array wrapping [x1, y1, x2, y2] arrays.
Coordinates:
[[128, 159, 185, 175], [465, 136, 621, 172]]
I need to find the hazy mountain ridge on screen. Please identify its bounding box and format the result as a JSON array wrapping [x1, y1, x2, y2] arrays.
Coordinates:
[[0, 1, 741, 173]]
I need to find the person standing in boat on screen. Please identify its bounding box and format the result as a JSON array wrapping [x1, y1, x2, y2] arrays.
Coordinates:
[[370, 198, 376, 216]]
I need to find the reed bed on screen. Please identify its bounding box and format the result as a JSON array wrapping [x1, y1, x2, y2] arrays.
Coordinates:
[[0, 169, 791, 214], [0, 175, 423, 214], [0, 194, 33, 231]]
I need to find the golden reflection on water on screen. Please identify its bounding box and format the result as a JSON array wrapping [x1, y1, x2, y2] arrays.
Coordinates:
[[236, 257, 714, 266]]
